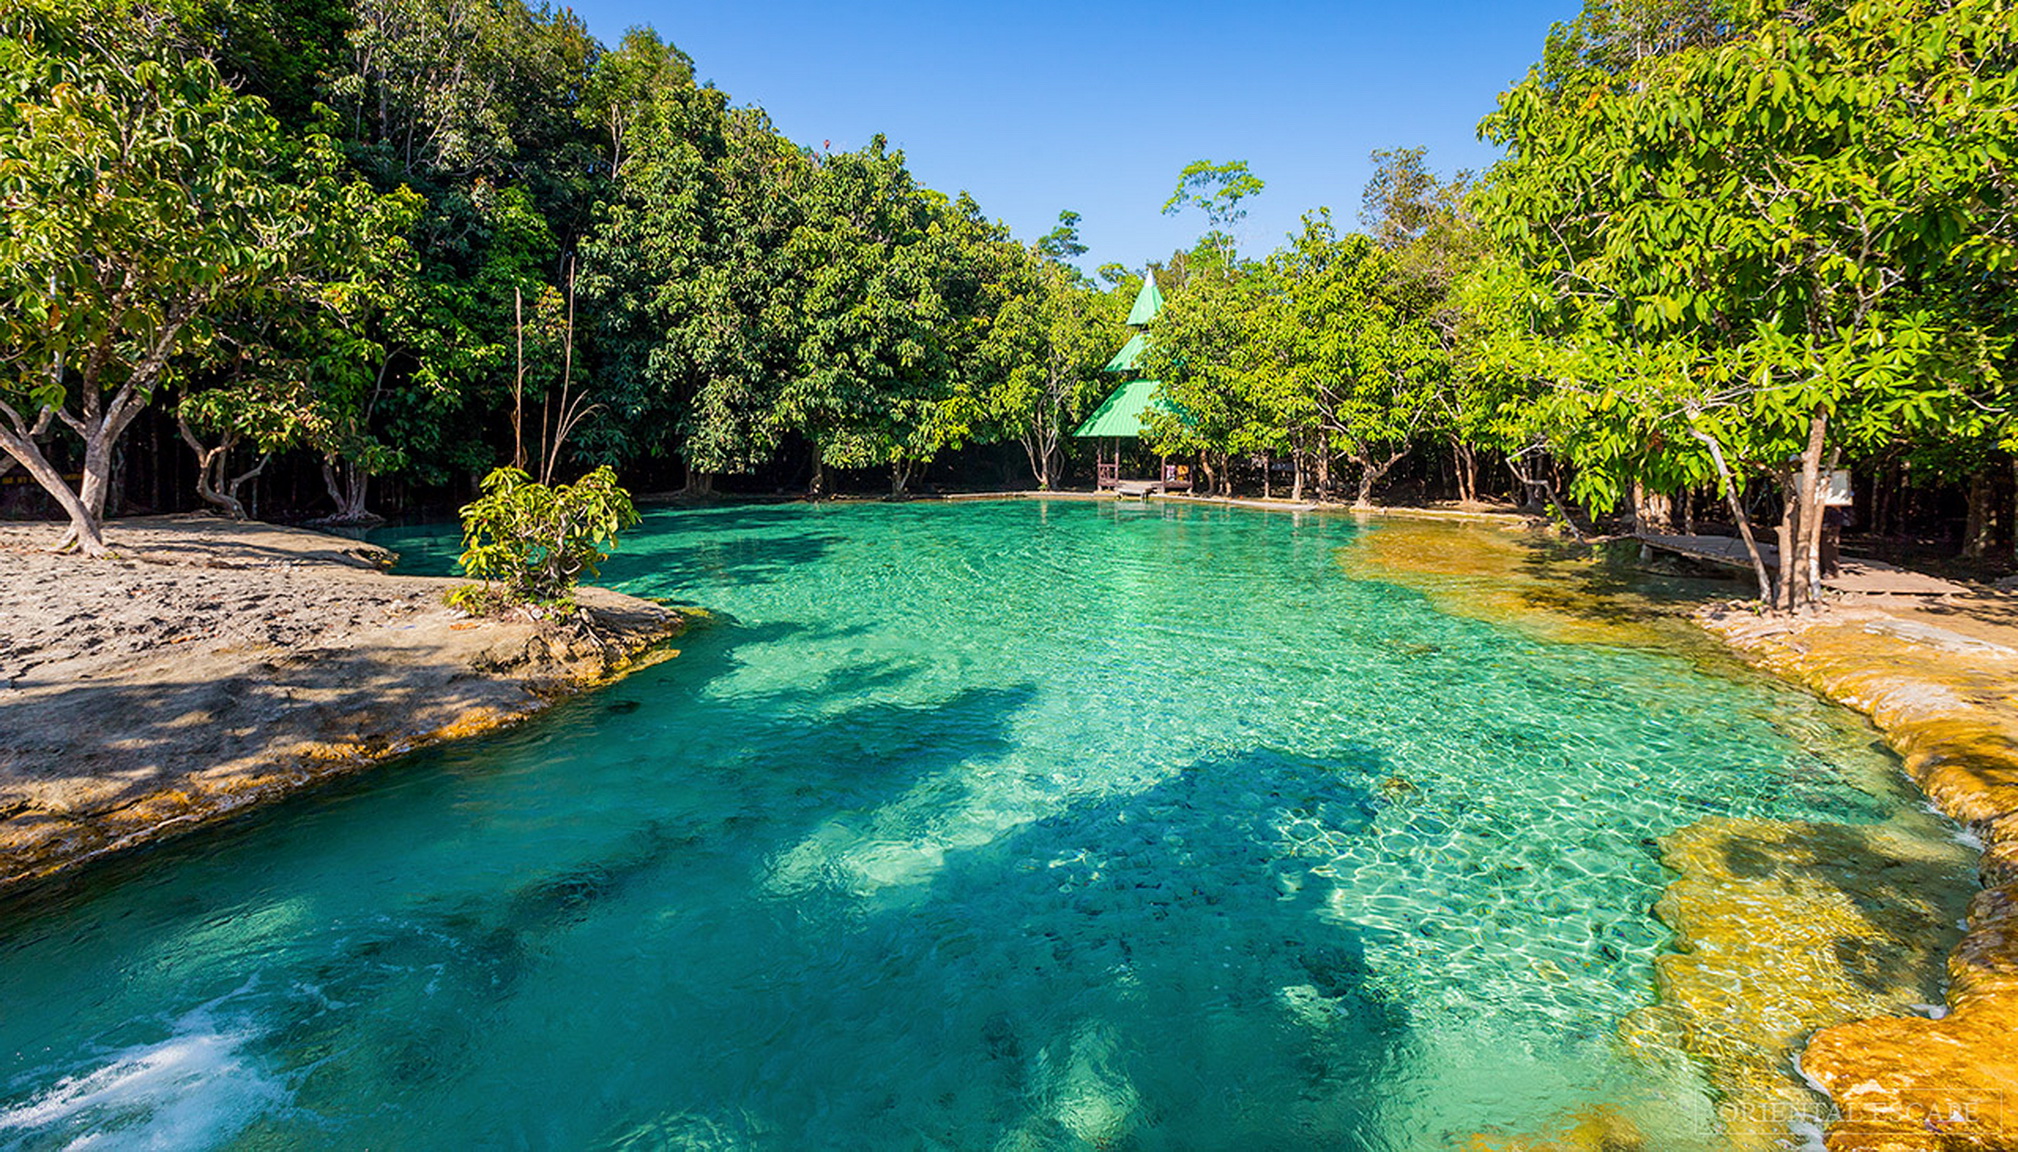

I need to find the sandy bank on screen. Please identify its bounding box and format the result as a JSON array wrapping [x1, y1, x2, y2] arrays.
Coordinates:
[[1703, 600, 2018, 1151], [0, 515, 686, 898]]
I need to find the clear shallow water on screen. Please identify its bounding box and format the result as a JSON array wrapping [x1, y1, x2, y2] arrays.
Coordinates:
[[0, 500, 1930, 1149]]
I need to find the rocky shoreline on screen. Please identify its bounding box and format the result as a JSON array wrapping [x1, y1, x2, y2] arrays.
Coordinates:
[[1701, 605, 2018, 1151], [0, 516, 687, 900], [1341, 519, 2016, 1149]]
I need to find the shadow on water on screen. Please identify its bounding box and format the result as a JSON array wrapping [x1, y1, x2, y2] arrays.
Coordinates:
[[226, 665, 1047, 1120], [1711, 821, 1970, 998], [605, 530, 846, 592], [591, 745, 1409, 1149]]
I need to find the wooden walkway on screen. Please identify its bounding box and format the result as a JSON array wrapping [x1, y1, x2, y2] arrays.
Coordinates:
[[1637, 533, 1969, 596]]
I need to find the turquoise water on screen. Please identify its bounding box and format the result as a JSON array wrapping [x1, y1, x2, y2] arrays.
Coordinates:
[[0, 500, 1926, 1149]]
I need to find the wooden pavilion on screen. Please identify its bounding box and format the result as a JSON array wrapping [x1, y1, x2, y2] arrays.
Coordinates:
[[1073, 273, 1191, 496]]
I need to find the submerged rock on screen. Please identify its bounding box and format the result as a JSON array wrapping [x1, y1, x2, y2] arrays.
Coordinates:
[[1626, 815, 1971, 1150], [1705, 605, 2018, 1151]]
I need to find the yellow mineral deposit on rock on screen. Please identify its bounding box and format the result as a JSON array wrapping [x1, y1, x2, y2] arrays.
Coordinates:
[[1704, 603, 2018, 1151], [1639, 815, 1973, 1151], [1464, 1103, 1649, 1151]]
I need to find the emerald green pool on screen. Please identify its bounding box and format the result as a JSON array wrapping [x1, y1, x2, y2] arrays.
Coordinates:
[[0, 500, 1934, 1148]]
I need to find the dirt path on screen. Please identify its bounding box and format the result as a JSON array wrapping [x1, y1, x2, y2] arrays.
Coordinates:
[[0, 516, 686, 897]]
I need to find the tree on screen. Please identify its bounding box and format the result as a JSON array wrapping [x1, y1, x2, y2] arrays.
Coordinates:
[[176, 374, 321, 521], [1162, 159, 1265, 265], [978, 247, 1122, 488], [453, 465, 638, 607], [1478, 0, 2018, 607], [1162, 159, 1266, 230], [773, 138, 966, 496], [1036, 209, 1089, 263], [0, 0, 370, 552], [577, 26, 693, 179], [1360, 147, 1445, 250], [1141, 213, 1446, 505]]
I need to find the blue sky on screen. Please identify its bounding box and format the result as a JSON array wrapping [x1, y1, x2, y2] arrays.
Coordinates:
[[564, 0, 1580, 273]]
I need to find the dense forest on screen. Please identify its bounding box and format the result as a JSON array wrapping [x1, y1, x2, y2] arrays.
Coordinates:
[[1, 0, 2014, 605]]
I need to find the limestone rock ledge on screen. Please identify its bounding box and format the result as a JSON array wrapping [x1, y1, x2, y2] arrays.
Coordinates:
[[1625, 816, 1971, 1151], [0, 516, 689, 899], [1703, 605, 2018, 1151]]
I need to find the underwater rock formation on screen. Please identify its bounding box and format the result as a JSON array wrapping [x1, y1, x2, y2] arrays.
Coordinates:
[[1625, 816, 1971, 1151], [1704, 606, 2018, 1151]]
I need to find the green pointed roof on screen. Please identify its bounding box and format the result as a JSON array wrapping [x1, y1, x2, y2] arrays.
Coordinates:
[[1125, 274, 1164, 327], [1103, 331, 1150, 373], [1073, 379, 1177, 438]]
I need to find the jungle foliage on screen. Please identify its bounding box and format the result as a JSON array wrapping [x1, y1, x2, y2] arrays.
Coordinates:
[[0, 0, 2011, 607]]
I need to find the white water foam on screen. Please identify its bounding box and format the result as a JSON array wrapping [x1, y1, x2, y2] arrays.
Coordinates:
[[0, 997, 285, 1150]]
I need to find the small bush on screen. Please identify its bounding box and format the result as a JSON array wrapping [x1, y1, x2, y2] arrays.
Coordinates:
[[453, 466, 639, 608]]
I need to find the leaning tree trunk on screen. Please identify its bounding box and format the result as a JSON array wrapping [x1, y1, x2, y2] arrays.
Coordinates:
[[0, 422, 104, 553], [2, 389, 147, 555], [1686, 423, 1774, 604]]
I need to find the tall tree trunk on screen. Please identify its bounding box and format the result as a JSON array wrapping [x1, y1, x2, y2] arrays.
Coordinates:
[[1262, 452, 1272, 500], [808, 451, 827, 499], [1963, 468, 1994, 559], [1774, 477, 1797, 613], [1453, 439, 1477, 505], [1793, 413, 1829, 609], [319, 458, 377, 524], [1632, 483, 1674, 534]]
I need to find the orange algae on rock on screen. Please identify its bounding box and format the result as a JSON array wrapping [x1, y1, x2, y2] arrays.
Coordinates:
[[1338, 518, 1726, 651], [1704, 606, 2018, 1151], [1348, 520, 1997, 1149], [1623, 816, 1972, 1150], [1464, 1104, 1652, 1150], [1801, 883, 2018, 1152]]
